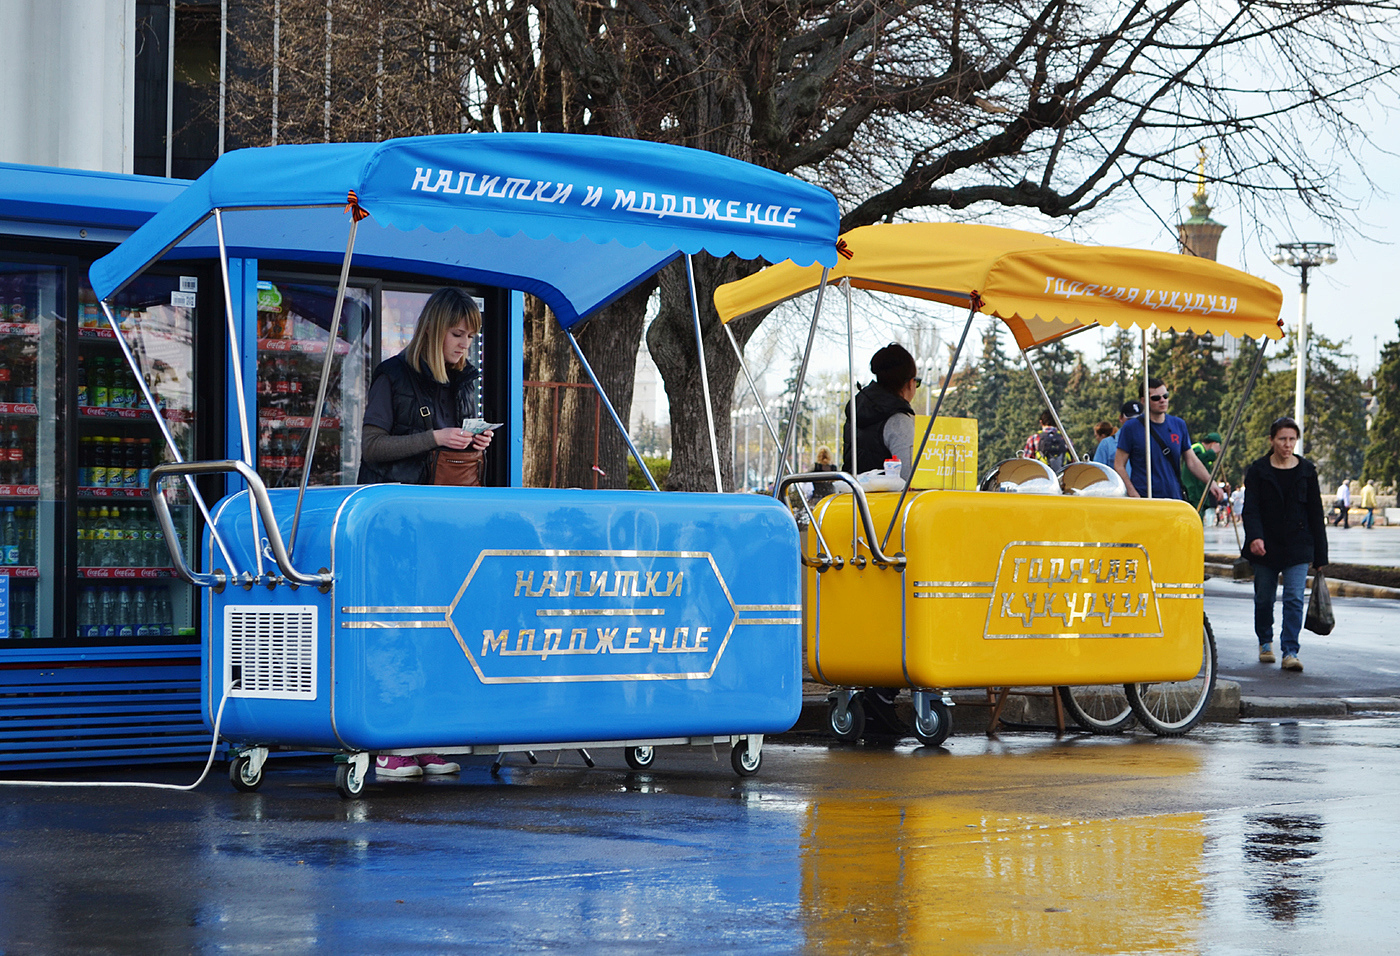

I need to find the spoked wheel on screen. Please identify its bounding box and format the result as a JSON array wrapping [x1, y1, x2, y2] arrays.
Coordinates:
[[1058, 685, 1135, 735], [912, 695, 952, 747], [826, 692, 865, 743], [730, 738, 762, 777], [228, 753, 264, 792], [1125, 616, 1218, 737], [335, 759, 366, 799], [624, 745, 656, 770]]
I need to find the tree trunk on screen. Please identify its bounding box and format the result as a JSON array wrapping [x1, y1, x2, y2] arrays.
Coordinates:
[[648, 253, 767, 492], [522, 282, 656, 489]]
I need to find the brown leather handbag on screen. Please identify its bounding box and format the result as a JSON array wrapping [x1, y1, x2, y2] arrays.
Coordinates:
[[431, 447, 484, 486]]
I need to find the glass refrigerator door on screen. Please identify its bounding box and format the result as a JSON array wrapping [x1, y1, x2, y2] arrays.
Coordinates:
[[74, 276, 198, 639], [0, 262, 60, 640], [255, 279, 371, 487]]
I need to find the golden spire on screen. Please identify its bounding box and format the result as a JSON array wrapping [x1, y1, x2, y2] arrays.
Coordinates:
[[1195, 145, 1208, 201]]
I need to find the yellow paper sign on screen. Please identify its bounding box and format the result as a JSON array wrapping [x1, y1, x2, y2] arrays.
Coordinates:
[[912, 416, 978, 490]]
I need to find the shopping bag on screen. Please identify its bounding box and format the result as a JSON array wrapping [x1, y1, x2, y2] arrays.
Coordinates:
[[1305, 571, 1335, 635]]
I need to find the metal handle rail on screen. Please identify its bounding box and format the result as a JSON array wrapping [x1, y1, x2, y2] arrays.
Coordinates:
[[776, 471, 906, 571], [150, 460, 333, 590]]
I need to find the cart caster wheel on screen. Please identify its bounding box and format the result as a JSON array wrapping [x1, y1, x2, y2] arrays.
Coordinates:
[[731, 738, 762, 777], [624, 746, 655, 770], [335, 760, 366, 799], [913, 698, 952, 747], [826, 693, 865, 742], [229, 753, 264, 792]]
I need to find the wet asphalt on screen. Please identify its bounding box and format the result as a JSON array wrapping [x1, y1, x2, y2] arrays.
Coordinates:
[[3, 715, 1400, 955]]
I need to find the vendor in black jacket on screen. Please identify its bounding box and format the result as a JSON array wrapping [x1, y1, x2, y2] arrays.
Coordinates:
[[1241, 416, 1327, 673], [841, 343, 919, 480]]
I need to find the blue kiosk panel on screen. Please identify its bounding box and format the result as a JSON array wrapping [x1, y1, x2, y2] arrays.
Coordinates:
[[204, 485, 802, 752]]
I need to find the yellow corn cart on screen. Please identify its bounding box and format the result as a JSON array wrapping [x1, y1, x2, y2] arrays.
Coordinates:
[[714, 223, 1284, 741]]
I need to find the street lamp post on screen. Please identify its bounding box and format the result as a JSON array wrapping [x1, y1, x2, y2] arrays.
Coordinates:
[[1271, 241, 1337, 456]]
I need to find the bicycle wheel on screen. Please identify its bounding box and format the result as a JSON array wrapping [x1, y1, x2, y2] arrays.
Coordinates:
[[1125, 616, 1218, 737], [1057, 685, 1134, 734]]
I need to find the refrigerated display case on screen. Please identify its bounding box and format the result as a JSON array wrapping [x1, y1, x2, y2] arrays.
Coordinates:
[[72, 274, 200, 640], [0, 262, 58, 641], [254, 278, 371, 488]]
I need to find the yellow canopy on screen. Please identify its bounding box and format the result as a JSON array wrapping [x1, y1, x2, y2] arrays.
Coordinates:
[[713, 222, 1284, 348]]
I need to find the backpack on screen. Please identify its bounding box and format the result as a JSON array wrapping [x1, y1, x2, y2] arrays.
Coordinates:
[[1036, 428, 1069, 472]]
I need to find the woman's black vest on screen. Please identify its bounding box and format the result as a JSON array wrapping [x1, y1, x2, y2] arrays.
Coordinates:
[[356, 354, 479, 485], [841, 382, 914, 474]]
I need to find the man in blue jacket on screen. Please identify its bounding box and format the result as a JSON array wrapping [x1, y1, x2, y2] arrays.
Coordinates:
[[1114, 379, 1221, 502]]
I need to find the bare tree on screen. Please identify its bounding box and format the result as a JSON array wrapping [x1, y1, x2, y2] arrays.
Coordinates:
[[228, 0, 1400, 490]]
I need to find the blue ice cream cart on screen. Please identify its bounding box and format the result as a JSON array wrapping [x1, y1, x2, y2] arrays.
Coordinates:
[[88, 134, 840, 796]]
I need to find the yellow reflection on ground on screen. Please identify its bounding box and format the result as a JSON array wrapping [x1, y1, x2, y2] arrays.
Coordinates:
[[803, 745, 1206, 955]]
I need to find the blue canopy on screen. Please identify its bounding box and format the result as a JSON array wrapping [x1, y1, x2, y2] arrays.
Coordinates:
[[89, 134, 840, 328]]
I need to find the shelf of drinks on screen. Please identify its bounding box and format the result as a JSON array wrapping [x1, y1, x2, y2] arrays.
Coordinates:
[[0, 402, 37, 417], [78, 567, 176, 579], [78, 405, 192, 423], [0, 322, 39, 337], [0, 566, 38, 578], [258, 337, 352, 355], [0, 485, 38, 499], [259, 414, 342, 430], [78, 486, 186, 500]]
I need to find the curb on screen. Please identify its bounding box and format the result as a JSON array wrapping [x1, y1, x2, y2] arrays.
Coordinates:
[[784, 685, 1400, 739], [1205, 555, 1400, 600]]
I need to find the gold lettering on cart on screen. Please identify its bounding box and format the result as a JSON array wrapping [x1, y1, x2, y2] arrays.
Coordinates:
[[986, 543, 1164, 639], [481, 624, 712, 660]]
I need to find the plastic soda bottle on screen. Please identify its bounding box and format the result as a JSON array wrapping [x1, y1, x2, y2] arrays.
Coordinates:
[[2, 507, 17, 565], [91, 357, 109, 407], [99, 586, 117, 638], [116, 586, 134, 637]]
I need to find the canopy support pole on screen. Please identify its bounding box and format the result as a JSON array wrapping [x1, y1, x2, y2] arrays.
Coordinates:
[[722, 321, 835, 561], [1142, 329, 1152, 500], [99, 300, 240, 579], [880, 302, 978, 552], [685, 254, 724, 492], [845, 279, 857, 554], [214, 207, 264, 579], [1020, 348, 1079, 462], [290, 214, 360, 555], [772, 265, 831, 497], [565, 329, 659, 492], [1197, 337, 1271, 513]]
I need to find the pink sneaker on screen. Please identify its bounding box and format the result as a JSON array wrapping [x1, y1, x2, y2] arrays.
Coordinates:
[[416, 754, 460, 774], [374, 754, 423, 777]]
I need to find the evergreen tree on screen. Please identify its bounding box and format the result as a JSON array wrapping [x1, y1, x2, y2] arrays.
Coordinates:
[[1148, 332, 1228, 444], [1363, 318, 1400, 491]]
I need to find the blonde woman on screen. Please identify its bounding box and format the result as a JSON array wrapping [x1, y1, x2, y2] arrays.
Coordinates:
[[356, 287, 494, 778], [357, 287, 494, 486]]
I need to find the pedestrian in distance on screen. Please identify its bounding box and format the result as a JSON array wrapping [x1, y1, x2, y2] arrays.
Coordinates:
[[1330, 477, 1352, 528], [809, 445, 837, 503], [1113, 379, 1221, 502], [1242, 417, 1328, 673], [1023, 409, 1070, 472], [1182, 431, 1223, 519], [357, 286, 496, 778], [1360, 478, 1378, 529], [1091, 420, 1117, 467]]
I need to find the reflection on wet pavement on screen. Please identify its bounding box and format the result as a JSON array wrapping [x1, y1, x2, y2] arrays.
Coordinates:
[[0, 720, 1398, 954], [1243, 814, 1324, 924]]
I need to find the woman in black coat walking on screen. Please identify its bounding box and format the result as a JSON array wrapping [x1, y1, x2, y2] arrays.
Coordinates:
[[1241, 417, 1328, 672]]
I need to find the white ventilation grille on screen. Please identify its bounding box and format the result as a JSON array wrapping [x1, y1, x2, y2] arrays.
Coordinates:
[[224, 605, 319, 700]]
